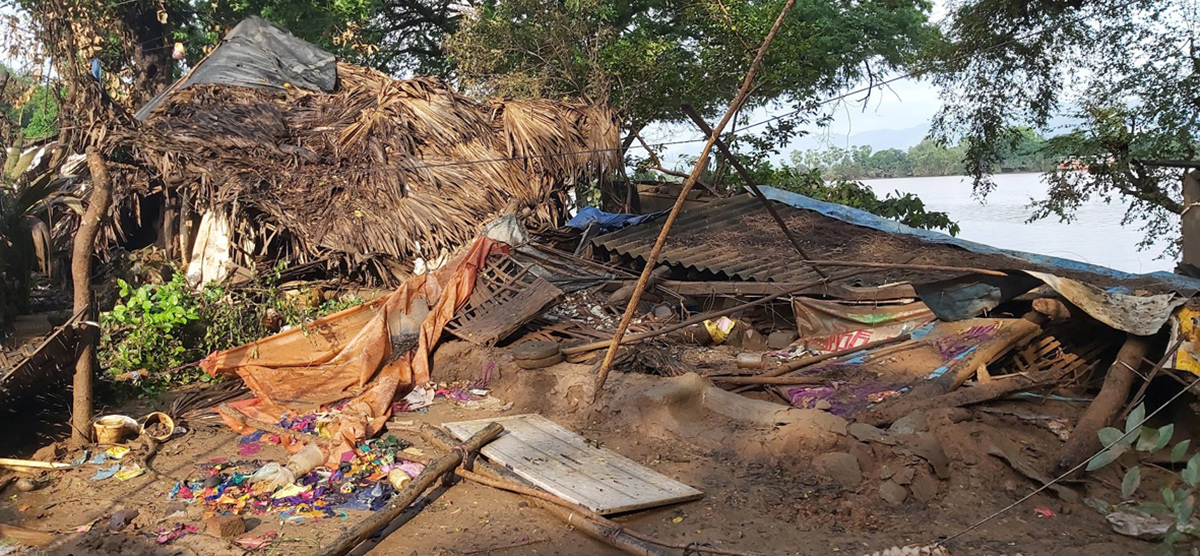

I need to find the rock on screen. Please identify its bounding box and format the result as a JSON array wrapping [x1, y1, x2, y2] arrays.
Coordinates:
[[767, 330, 799, 350], [847, 439, 876, 475], [739, 328, 770, 351], [513, 340, 561, 360], [109, 508, 139, 531], [878, 480, 908, 506], [908, 432, 951, 480], [812, 452, 862, 490], [814, 400, 833, 411], [31, 443, 64, 462], [14, 478, 40, 492], [909, 468, 940, 503], [889, 411, 929, 436], [206, 514, 246, 538], [878, 464, 895, 480], [895, 465, 915, 485], [849, 423, 895, 445]]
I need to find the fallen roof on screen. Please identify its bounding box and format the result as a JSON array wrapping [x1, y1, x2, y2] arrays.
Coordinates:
[[592, 186, 1200, 295], [591, 187, 1200, 335], [135, 16, 337, 120]]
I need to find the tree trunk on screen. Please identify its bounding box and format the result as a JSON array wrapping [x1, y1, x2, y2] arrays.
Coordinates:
[[1054, 334, 1150, 474], [71, 148, 114, 444], [1182, 170, 1200, 270]]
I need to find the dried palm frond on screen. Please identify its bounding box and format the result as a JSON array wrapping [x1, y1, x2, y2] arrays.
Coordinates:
[[126, 65, 620, 284]]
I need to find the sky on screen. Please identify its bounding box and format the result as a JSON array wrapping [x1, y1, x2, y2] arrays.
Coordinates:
[[642, 76, 946, 170]]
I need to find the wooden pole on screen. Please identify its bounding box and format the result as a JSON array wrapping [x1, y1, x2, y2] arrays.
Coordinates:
[[71, 148, 114, 444], [712, 375, 824, 386], [313, 422, 504, 556], [1181, 170, 1200, 269], [729, 333, 912, 393], [1054, 335, 1151, 474], [592, 0, 801, 401], [681, 104, 826, 279]]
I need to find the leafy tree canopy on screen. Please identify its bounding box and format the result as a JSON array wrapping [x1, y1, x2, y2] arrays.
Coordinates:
[[929, 0, 1198, 252], [447, 0, 937, 141], [7, 0, 462, 107]]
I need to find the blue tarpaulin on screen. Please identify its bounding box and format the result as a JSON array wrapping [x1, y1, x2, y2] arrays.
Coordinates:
[[759, 186, 1200, 294], [567, 207, 668, 233]]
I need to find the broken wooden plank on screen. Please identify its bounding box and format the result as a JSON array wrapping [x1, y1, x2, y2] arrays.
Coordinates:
[[446, 255, 563, 346], [445, 414, 702, 515]]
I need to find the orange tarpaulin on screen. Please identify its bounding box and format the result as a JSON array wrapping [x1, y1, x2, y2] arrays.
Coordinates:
[[201, 237, 505, 465]]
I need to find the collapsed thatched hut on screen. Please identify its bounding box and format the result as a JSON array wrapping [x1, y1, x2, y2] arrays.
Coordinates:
[[132, 17, 620, 284]]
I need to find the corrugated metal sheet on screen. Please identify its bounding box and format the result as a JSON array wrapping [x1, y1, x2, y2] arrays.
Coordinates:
[[593, 194, 860, 283]]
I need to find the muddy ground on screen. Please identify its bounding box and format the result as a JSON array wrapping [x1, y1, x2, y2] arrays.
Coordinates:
[[0, 340, 1164, 555]]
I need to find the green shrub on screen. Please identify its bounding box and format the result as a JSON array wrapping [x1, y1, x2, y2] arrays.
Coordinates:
[[99, 264, 367, 393]]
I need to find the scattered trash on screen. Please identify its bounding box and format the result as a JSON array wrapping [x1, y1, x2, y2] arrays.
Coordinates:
[[1106, 510, 1171, 540], [114, 465, 145, 481], [1033, 507, 1057, 518], [90, 464, 120, 481], [234, 531, 279, 550], [155, 523, 198, 544]]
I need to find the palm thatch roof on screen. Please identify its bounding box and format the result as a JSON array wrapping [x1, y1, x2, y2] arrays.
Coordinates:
[[132, 62, 620, 283]]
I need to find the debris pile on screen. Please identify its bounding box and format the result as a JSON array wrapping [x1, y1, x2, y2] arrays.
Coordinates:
[[7, 16, 1200, 556]]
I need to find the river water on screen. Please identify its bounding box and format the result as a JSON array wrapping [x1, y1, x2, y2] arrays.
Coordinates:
[[859, 173, 1178, 274]]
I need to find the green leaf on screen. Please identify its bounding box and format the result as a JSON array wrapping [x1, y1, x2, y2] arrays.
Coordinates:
[[1153, 424, 1175, 453], [1136, 502, 1169, 515], [1173, 440, 1192, 463], [1164, 487, 1177, 506], [1175, 494, 1195, 529], [1126, 403, 1146, 434], [1184, 454, 1200, 487], [1086, 448, 1121, 471], [1099, 427, 1126, 447], [1122, 466, 1142, 498], [1136, 426, 1160, 452]]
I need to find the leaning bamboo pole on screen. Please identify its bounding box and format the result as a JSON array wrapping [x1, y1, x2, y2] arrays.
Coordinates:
[[594, 0, 801, 399]]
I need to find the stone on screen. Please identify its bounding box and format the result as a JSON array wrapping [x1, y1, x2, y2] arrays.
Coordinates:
[[812, 452, 862, 490], [814, 400, 833, 411], [846, 439, 877, 475], [767, 330, 799, 350], [848, 423, 895, 445], [895, 466, 915, 485], [109, 508, 139, 532], [889, 410, 929, 436], [739, 328, 770, 351], [909, 468, 941, 503], [206, 514, 246, 538], [878, 464, 895, 480], [878, 480, 908, 506], [908, 432, 951, 480]]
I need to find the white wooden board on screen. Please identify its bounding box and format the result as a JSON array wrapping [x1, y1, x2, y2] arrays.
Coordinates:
[[444, 414, 702, 515]]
